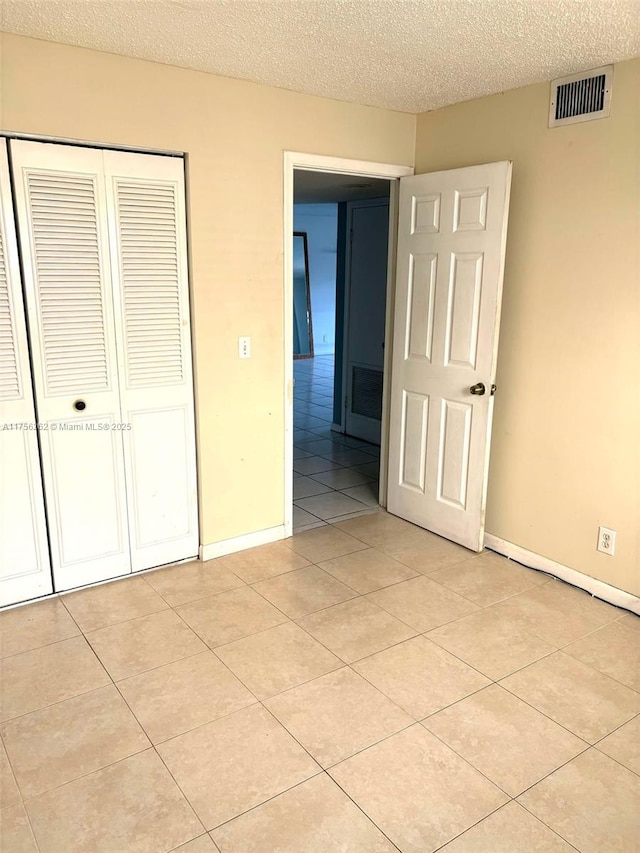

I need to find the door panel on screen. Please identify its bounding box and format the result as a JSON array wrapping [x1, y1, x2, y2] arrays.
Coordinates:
[[445, 253, 483, 367], [11, 140, 131, 590], [344, 199, 389, 444], [400, 390, 429, 492], [44, 419, 128, 578], [104, 150, 199, 571], [0, 141, 53, 606], [388, 162, 512, 551], [437, 399, 472, 508], [127, 407, 193, 552], [406, 254, 436, 360]]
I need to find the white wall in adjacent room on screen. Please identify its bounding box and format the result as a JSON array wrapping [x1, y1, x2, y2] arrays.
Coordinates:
[[294, 203, 338, 355]]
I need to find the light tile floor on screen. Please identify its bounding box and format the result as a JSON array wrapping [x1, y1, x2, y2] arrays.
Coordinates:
[[293, 354, 381, 532], [1, 513, 639, 852]]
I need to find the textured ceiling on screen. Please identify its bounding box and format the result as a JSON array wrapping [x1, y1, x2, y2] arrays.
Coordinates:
[[2, 0, 639, 112]]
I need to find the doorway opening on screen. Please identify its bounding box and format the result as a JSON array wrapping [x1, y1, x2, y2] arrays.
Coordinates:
[[291, 170, 393, 533], [285, 154, 512, 555]]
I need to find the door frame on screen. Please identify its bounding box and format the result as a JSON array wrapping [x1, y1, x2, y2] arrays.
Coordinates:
[[283, 152, 413, 537]]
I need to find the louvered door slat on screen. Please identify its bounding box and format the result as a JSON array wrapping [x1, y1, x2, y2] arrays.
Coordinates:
[[116, 179, 184, 388], [0, 139, 53, 606], [105, 150, 198, 572], [26, 172, 110, 395], [0, 231, 21, 400], [11, 140, 131, 591]]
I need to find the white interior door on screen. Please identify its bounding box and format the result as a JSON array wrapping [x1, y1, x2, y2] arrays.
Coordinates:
[[11, 140, 131, 591], [0, 140, 53, 606], [387, 162, 512, 551], [344, 199, 389, 444], [104, 150, 199, 571]]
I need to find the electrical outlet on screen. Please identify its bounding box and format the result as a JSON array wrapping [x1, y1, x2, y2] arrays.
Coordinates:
[[597, 526, 616, 556]]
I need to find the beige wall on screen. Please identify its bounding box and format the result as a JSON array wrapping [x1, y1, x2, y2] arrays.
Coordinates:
[[2, 34, 638, 596], [416, 58, 640, 594], [0, 33, 416, 546]]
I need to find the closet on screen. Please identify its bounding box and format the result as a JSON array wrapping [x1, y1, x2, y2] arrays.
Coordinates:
[[0, 138, 198, 607]]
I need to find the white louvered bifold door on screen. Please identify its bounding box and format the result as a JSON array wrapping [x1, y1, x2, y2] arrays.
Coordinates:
[[104, 150, 198, 571], [10, 141, 131, 591], [0, 140, 53, 606]]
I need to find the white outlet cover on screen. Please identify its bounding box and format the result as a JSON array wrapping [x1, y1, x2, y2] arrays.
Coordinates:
[[597, 526, 616, 556]]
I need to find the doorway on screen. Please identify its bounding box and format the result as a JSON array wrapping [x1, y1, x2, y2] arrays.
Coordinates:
[[287, 160, 407, 533], [285, 154, 512, 552]]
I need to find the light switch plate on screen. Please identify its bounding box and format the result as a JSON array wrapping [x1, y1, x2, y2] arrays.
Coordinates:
[[238, 336, 251, 359]]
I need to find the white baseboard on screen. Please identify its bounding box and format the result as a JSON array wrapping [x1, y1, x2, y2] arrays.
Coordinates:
[[200, 525, 286, 561], [484, 533, 640, 615], [330, 423, 343, 433]]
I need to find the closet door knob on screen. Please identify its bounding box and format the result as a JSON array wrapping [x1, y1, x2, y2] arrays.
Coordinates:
[[469, 383, 486, 396], [73, 400, 86, 411]]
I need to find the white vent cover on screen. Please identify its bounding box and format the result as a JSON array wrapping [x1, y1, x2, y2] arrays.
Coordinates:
[[549, 65, 613, 128]]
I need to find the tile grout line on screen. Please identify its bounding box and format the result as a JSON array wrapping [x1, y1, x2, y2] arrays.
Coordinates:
[[0, 644, 114, 727], [430, 799, 582, 853], [112, 647, 224, 688], [167, 603, 265, 700], [205, 764, 404, 853], [313, 773, 405, 853], [426, 640, 559, 692], [0, 731, 42, 853], [3, 480, 637, 844], [250, 574, 361, 619], [63, 600, 171, 635], [590, 709, 640, 746], [422, 678, 593, 753], [5, 553, 634, 719], [4, 587, 632, 808], [350, 652, 491, 720], [162, 584, 418, 781], [149, 577, 248, 611], [201, 579, 398, 702], [105, 672, 208, 842], [496, 653, 640, 730], [0, 626, 84, 663], [261, 650, 419, 752], [2, 495, 638, 848], [282, 526, 638, 699], [5, 593, 267, 827], [590, 741, 640, 780], [11, 749, 170, 828], [424, 714, 593, 804], [515, 783, 587, 852], [292, 363, 381, 531], [174, 562, 547, 744], [2, 613, 160, 813], [4, 791, 43, 853]]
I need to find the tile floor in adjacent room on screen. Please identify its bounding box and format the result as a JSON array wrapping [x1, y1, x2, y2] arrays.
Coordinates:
[[293, 354, 381, 532], [1, 512, 639, 852]]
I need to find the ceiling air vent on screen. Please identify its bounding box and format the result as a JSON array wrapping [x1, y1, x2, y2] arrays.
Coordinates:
[[549, 65, 613, 128]]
